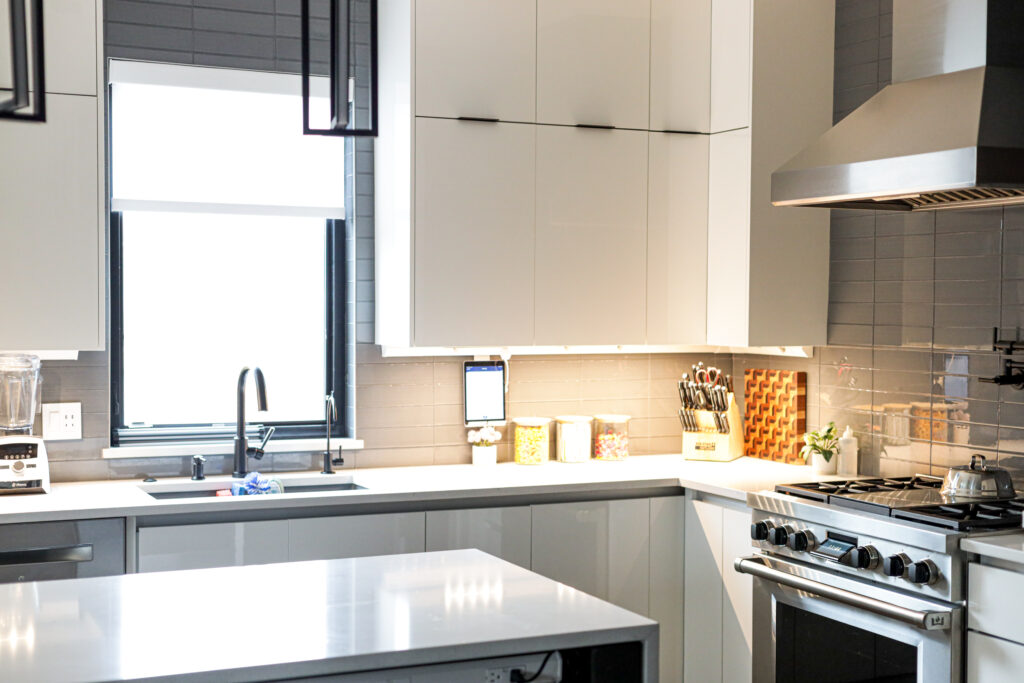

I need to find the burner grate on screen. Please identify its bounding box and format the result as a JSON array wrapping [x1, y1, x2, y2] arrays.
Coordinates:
[[775, 475, 944, 501], [893, 499, 1024, 531]]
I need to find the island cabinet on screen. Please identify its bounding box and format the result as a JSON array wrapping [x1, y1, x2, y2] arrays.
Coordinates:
[[0, 0, 105, 351], [684, 491, 753, 683]]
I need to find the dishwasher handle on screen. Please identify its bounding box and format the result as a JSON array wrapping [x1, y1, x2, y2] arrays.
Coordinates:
[[0, 544, 94, 566], [734, 555, 953, 631]]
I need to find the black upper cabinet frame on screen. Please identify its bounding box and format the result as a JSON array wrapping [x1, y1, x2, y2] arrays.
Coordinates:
[[0, 0, 45, 121], [301, 0, 378, 137]]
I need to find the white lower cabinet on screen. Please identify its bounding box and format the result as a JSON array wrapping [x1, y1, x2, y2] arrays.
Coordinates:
[[650, 496, 686, 683], [136, 521, 289, 573], [684, 493, 752, 683], [288, 513, 425, 561], [967, 631, 1024, 683], [425, 506, 532, 569], [531, 499, 651, 617]]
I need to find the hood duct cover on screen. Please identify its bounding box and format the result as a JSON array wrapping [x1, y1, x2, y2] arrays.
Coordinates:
[[772, 0, 1024, 211]]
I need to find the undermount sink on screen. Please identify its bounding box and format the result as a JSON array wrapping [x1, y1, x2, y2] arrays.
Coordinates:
[[139, 476, 366, 500]]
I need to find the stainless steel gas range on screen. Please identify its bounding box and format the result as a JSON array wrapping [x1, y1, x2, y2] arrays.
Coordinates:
[[736, 476, 1024, 683]]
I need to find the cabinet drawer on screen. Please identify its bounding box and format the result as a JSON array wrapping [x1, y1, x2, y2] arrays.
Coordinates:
[[968, 562, 1024, 643], [967, 630, 1024, 682]]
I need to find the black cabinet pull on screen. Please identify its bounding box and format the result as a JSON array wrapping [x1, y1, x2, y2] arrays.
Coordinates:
[[575, 123, 615, 130], [0, 545, 93, 566], [457, 116, 500, 123], [0, 0, 46, 121]]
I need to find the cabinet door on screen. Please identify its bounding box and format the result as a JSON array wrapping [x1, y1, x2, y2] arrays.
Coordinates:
[[288, 513, 425, 561], [415, 0, 535, 122], [0, 94, 102, 350], [710, 0, 752, 132], [647, 132, 709, 345], [137, 521, 289, 573], [535, 126, 648, 345], [722, 506, 753, 683], [650, 496, 685, 683], [650, 0, 712, 133], [684, 497, 725, 683], [425, 507, 532, 569], [967, 631, 1024, 683], [537, 0, 651, 129], [0, 0, 97, 96], [414, 118, 535, 346], [530, 499, 650, 616]]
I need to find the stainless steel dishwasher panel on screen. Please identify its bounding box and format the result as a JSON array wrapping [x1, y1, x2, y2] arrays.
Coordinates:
[[0, 518, 126, 583]]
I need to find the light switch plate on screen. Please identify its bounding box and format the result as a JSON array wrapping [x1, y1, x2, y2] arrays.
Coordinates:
[[42, 402, 82, 441]]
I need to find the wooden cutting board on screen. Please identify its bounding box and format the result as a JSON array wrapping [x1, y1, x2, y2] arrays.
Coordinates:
[[743, 369, 806, 464]]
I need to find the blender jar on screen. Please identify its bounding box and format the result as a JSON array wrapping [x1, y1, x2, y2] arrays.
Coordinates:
[[0, 354, 42, 434]]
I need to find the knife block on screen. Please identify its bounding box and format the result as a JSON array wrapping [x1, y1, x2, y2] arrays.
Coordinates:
[[682, 392, 744, 462]]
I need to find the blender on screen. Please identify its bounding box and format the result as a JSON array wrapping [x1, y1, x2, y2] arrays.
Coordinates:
[[0, 354, 50, 494]]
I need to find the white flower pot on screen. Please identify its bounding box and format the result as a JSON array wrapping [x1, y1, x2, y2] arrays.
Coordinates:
[[810, 451, 838, 475], [472, 445, 497, 466]]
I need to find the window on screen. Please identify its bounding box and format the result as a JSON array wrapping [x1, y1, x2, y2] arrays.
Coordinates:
[[109, 62, 349, 445]]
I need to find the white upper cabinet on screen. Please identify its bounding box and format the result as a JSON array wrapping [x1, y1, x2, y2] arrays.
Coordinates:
[[535, 126, 648, 345], [536, 0, 651, 129], [415, 0, 536, 121], [710, 0, 752, 133], [0, 95, 102, 351], [413, 118, 536, 346], [0, 0, 98, 96], [649, 0, 711, 133], [647, 132, 709, 345]]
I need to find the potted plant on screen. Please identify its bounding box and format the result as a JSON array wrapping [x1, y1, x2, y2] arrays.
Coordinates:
[[801, 422, 839, 475], [468, 426, 501, 466]]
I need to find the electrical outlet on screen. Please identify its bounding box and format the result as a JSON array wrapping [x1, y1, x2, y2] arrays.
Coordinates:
[[42, 402, 82, 441], [484, 669, 508, 683]]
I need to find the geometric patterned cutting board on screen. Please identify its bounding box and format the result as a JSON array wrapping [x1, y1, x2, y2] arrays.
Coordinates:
[[743, 369, 807, 464]]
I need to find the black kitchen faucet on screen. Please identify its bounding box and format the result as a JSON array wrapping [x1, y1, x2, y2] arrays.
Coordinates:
[[233, 367, 275, 478]]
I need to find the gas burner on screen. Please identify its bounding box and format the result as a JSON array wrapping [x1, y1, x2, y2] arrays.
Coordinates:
[[893, 499, 1024, 531], [776, 475, 944, 502]]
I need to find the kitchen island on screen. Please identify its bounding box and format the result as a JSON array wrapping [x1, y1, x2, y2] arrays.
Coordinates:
[[1, 549, 657, 682]]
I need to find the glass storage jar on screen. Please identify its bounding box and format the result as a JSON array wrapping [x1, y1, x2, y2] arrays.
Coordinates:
[[513, 417, 551, 465], [555, 416, 593, 463], [593, 415, 630, 461]]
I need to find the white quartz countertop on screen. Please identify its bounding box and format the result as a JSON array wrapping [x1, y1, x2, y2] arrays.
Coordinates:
[[962, 531, 1024, 566], [1, 549, 658, 682], [0, 455, 832, 524]]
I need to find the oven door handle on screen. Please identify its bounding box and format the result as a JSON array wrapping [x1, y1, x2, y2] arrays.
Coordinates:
[[734, 555, 953, 631]]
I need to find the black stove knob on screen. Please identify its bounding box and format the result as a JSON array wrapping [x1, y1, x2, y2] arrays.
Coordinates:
[[786, 529, 816, 552], [750, 520, 776, 541], [841, 545, 880, 570], [767, 525, 793, 546], [908, 559, 939, 585], [883, 553, 910, 577]]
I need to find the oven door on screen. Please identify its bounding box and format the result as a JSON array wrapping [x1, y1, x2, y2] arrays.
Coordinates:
[[735, 554, 963, 683]]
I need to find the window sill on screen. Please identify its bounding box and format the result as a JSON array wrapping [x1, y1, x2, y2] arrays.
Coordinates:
[[101, 438, 364, 460]]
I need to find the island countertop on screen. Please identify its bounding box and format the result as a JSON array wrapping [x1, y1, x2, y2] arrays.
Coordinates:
[[2, 549, 658, 682]]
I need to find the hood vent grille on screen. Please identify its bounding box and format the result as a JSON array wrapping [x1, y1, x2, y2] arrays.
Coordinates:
[[900, 187, 1024, 211]]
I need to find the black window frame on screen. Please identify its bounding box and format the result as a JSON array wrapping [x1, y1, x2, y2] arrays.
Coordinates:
[[109, 211, 349, 446]]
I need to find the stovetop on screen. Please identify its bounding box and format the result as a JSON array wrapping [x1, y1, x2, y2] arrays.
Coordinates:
[[776, 476, 1024, 531]]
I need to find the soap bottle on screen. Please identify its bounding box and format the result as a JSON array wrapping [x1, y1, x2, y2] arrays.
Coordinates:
[[838, 425, 858, 476]]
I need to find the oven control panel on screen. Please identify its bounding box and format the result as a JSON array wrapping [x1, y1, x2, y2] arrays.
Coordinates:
[[748, 513, 955, 600]]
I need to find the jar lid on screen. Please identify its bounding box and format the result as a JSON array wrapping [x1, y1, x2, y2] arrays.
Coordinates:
[[0, 354, 40, 371], [594, 414, 631, 422], [555, 415, 593, 423], [513, 417, 551, 427]]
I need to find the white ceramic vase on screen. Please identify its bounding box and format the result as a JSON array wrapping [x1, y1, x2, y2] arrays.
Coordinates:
[[811, 451, 838, 475], [472, 444, 497, 466]]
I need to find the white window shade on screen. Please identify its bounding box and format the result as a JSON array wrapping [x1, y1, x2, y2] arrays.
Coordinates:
[[110, 63, 345, 216]]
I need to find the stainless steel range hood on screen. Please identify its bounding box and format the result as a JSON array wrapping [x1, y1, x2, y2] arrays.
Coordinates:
[[772, 0, 1024, 211]]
